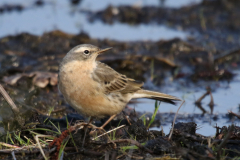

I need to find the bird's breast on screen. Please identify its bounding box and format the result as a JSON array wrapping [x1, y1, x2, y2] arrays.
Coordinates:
[[59, 61, 101, 106], [58, 60, 130, 118]]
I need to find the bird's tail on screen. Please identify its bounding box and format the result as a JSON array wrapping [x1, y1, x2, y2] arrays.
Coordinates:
[[132, 90, 181, 105]]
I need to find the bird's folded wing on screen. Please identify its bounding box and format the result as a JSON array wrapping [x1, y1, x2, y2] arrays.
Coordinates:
[[93, 62, 143, 94]]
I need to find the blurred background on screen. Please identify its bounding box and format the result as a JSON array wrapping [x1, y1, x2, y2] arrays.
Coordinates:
[[0, 0, 240, 136]]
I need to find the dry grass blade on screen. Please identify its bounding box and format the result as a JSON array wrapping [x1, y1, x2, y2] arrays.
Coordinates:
[[0, 142, 21, 149], [93, 125, 125, 140], [35, 135, 54, 160], [23, 136, 35, 145], [0, 84, 19, 113], [168, 100, 185, 140]]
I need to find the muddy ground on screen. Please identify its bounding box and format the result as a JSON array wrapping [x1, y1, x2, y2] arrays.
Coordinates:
[[0, 0, 240, 159]]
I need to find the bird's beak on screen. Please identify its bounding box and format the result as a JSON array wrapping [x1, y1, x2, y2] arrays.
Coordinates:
[[97, 47, 112, 54]]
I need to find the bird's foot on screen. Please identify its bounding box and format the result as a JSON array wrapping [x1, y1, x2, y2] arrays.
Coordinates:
[[89, 126, 106, 136]]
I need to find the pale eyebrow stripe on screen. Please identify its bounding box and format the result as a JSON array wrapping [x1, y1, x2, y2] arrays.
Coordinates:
[[74, 47, 88, 52]]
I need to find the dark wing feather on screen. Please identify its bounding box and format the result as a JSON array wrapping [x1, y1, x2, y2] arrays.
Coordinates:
[[92, 62, 143, 94]]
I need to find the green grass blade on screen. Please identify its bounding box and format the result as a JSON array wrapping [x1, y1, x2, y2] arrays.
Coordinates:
[[147, 101, 161, 129], [58, 138, 69, 160]]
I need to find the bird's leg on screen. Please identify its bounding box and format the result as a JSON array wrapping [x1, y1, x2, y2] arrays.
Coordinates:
[[122, 111, 132, 125], [100, 114, 117, 130], [82, 116, 93, 148], [91, 114, 118, 148], [89, 114, 117, 135]]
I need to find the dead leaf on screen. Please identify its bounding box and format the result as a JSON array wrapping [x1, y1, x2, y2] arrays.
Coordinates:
[[3, 71, 58, 88]]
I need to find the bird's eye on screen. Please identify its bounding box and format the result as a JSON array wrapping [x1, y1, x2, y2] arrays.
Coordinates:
[[84, 50, 90, 55]]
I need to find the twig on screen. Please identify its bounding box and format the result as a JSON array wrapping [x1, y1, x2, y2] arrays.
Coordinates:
[[109, 139, 153, 154], [92, 125, 125, 140], [168, 100, 185, 140], [208, 91, 214, 114], [214, 48, 240, 64], [214, 124, 220, 136], [0, 84, 19, 114], [216, 125, 234, 151], [116, 152, 127, 159], [228, 110, 240, 119], [216, 125, 234, 159], [195, 90, 210, 104]]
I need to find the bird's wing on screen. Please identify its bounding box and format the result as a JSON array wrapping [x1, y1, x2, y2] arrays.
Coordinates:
[[92, 62, 143, 94]]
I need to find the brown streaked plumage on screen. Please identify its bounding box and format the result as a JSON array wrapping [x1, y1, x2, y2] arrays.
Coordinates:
[[58, 44, 181, 126]]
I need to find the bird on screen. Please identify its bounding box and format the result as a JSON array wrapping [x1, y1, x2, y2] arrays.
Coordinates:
[[58, 44, 181, 131]]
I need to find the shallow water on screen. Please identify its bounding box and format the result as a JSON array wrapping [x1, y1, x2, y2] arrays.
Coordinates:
[[0, 1, 187, 41], [130, 70, 240, 136], [134, 70, 240, 114], [151, 115, 235, 137]]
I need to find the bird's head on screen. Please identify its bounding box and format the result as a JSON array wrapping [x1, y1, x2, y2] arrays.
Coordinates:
[[65, 44, 112, 62]]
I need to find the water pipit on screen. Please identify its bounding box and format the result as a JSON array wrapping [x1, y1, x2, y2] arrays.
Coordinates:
[[58, 44, 181, 141]]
